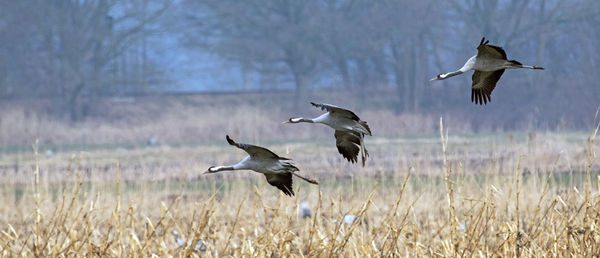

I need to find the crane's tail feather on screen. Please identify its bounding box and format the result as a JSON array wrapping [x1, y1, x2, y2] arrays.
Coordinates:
[[360, 134, 369, 167]]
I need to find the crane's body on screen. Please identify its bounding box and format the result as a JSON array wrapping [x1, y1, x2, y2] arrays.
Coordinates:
[[205, 135, 318, 196], [211, 156, 295, 174], [285, 102, 371, 166], [431, 37, 544, 105], [308, 112, 370, 134]]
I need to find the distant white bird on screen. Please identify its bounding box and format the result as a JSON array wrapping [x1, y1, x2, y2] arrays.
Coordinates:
[[431, 37, 544, 105], [459, 222, 470, 233], [342, 214, 357, 224], [147, 137, 158, 146], [299, 195, 311, 219], [284, 102, 372, 166], [333, 214, 368, 226], [204, 135, 319, 196], [171, 230, 206, 252]]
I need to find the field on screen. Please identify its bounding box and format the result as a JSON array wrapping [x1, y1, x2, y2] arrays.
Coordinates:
[[0, 96, 599, 256]]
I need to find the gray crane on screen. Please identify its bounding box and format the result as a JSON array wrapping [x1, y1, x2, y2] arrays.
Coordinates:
[[431, 37, 544, 105], [299, 194, 311, 219], [204, 135, 318, 196], [284, 102, 372, 166]]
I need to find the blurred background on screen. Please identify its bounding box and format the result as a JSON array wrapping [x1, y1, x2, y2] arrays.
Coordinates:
[[2, 2, 600, 256], [0, 0, 599, 149]]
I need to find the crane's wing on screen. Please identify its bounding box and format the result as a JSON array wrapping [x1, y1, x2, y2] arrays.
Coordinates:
[[264, 173, 294, 196], [311, 102, 360, 121], [359, 120, 372, 136], [471, 69, 505, 105], [226, 135, 290, 160], [334, 130, 365, 164], [476, 37, 507, 60]]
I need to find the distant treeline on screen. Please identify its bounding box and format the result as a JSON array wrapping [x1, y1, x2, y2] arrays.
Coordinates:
[[0, 0, 598, 128]]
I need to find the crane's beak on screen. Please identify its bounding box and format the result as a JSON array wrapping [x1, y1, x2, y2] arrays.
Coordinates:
[[429, 77, 439, 81], [281, 121, 290, 124]]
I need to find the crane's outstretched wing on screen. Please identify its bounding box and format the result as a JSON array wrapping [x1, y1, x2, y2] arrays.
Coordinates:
[[264, 173, 294, 196], [311, 102, 360, 121], [226, 135, 290, 160], [334, 130, 368, 165], [471, 69, 505, 105], [476, 37, 507, 60]]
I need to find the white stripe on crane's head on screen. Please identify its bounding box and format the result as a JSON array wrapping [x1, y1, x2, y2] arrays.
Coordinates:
[[208, 166, 224, 172], [290, 117, 303, 123], [211, 165, 235, 172], [204, 166, 218, 173], [430, 73, 443, 81]]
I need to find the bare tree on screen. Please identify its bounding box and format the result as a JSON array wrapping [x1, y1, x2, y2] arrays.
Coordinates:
[[0, 0, 170, 120], [182, 0, 326, 110], [373, 0, 444, 112], [48, 0, 170, 120]]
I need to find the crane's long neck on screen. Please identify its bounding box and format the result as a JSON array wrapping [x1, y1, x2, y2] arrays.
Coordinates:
[[434, 56, 474, 80], [208, 156, 251, 173], [439, 70, 464, 80]]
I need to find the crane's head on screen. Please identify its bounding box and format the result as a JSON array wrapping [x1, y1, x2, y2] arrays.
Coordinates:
[[204, 166, 218, 174], [430, 73, 444, 81], [282, 117, 303, 124]]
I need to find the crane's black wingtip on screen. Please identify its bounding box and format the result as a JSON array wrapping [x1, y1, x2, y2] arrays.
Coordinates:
[[479, 37, 490, 46], [226, 135, 235, 145], [280, 186, 294, 196]]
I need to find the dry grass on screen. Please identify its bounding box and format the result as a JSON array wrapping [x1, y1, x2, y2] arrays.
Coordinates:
[[0, 111, 599, 256], [0, 93, 475, 148]]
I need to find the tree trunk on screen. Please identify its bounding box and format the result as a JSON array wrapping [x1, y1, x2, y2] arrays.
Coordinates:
[[356, 59, 369, 105], [337, 58, 351, 89], [242, 61, 252, 90], [68, 82, 85, 122], [402, 43, 416, 113], [413, 36, 425, 112], [284, 46, 312, 112], [535, 0, 547, 90], [391, 44, 403, 114], [402, 53, 411, 112], [293, 72, 310, 112], [0, 63, 6, 95]]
